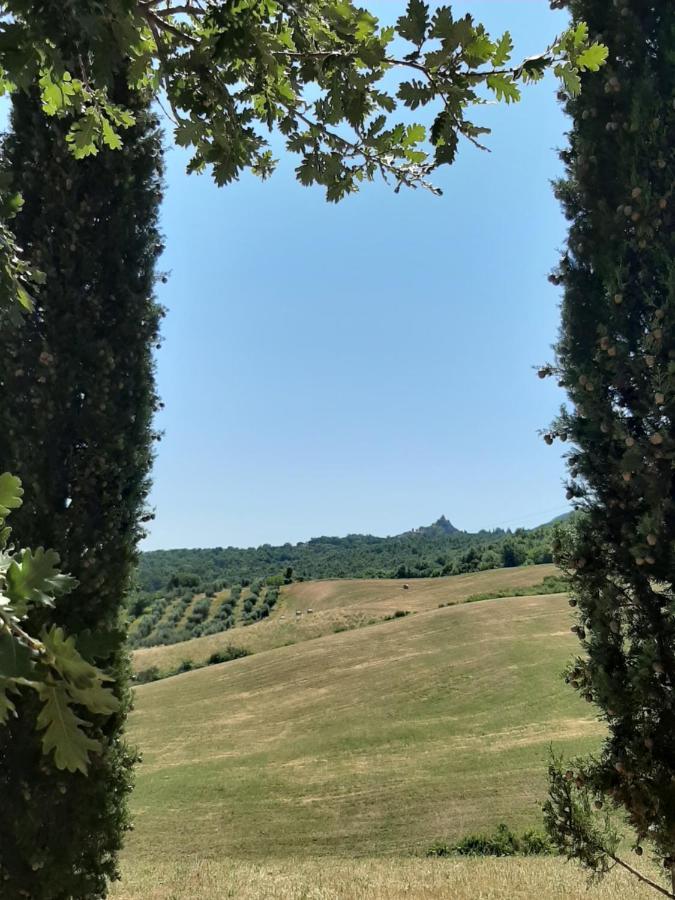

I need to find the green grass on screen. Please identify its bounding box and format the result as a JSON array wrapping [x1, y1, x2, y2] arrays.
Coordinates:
[[123, 590, 600, 866]]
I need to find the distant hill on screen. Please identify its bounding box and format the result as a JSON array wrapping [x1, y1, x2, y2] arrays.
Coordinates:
[[128, 515, 574, 650], [405, 515, 460, 537], [137, 515, 559, 595]]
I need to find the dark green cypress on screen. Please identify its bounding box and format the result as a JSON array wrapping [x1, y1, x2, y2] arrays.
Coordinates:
[[0, 55, 163, 900], [544, 0, 675, 883]]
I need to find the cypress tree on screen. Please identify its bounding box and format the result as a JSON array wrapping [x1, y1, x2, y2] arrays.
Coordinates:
[[543, 0, 675, 890], [0, 60, 163, 900]]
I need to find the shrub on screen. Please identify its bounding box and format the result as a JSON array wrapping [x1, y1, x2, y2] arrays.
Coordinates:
[[427, 824, 553, 858], [453, 824, 520, 857], [207, 646, 250, 666], [135, 666, 161, 684]]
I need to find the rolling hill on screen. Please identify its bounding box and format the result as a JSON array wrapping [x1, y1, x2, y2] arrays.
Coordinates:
[[132, 563, 560, 674], [123, 589, 600, 866]]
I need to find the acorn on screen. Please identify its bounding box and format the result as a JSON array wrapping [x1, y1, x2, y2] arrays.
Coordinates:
[[615, 761, 626, 774], [631, 187, 642, 199], [650, 433, 664, 446], [645, 355, 655, 367], [625, 436, 635, 447], [653, 661, 665, 674], [607, 346, 617, 357], [647, 534, 657, 546], [659, 198, 667, 210], [568, 597, 577, 607], [614, 293, 623, 304], [655, 392, 665, 405], [622, 472, 632, 482], [644, 737, 654, 750], [594, 800, 603, 810], [645, 556, 655, 565], [635, 845, 643, 856], [636, 557, 645, 566], [653, 329, 663, 341]]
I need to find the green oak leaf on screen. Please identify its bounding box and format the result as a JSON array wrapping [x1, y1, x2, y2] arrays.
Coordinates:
[[0, 472, 23, 519], [66, 114, 99, 159], [555, 63, 581, 96], [37, 683, 101, 773], [492, 31, 513, 67], [39, 70, 75, 115], [464, 34, 495, 64], [67, 682, 120, 716], [397, 0, 429, 46], [486, 73, 521, 104], [572, 22, 589, 47], [576, 44, 609, 71], [5, 548, 77, 614], [0, 629, 35, 679], [101, 115, 123, 151], [42, 625, 112, 689]]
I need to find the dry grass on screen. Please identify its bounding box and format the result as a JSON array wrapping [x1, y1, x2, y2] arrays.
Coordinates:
[[111, 856, 661, 900], [132, 564, 558, 673], [123, 593, 601, 863]]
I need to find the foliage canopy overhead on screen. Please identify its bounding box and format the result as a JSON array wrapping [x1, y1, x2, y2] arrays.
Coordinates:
[[0, 0, 606, 316]]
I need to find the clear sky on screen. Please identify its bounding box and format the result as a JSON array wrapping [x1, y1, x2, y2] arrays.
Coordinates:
[[144, 1, 573, 551]]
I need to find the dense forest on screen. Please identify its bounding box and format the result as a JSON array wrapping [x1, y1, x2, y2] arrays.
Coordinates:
[[137, 515, 564, 594]]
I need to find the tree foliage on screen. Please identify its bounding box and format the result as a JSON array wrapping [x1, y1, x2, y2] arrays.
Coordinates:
[[0, 0, 607, 314], [542, 0, 675, 893], [0, 473, 118, 774]]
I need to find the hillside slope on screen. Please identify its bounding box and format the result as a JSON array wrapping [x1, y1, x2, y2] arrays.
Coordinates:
[[124, 592, 601, 863], [132, 563, 559, 672]]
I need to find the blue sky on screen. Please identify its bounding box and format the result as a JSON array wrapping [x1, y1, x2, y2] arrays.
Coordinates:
[[145, 1, 572, 550]]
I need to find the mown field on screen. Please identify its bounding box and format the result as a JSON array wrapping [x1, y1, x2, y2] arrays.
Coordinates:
[[122, 590, 601, 865], [132, 563, 558, 673], [112, 566, 674, 898]]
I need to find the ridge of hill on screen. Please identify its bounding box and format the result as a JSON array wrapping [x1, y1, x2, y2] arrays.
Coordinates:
[[137, 515, 562, 594]]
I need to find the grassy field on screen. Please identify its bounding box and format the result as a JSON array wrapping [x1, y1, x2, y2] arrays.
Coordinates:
[[123, 590, 601, 867], [111, 856, 660, 900], [132, 563, 558, 673]]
